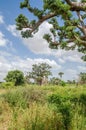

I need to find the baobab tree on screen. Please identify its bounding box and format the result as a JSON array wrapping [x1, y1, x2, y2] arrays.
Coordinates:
[[16, 0, 86, 61], [28, 63, 52, 85]]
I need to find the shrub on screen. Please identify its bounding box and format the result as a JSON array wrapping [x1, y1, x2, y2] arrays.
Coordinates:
[[80, 93, 86, 106], [60, 81, 66, 87], [0, 82, 14, 89], [48, 93, 73, 130], [5, 70, 25, 86]]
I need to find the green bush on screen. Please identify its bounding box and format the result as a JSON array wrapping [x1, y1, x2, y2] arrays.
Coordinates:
[[5, 70, 25, 86], [60, 81, 66, 87], [80, 93, 86, 106], [0, 82, 14, 89], [48, 93, 73, 130], [59, 102, 72, 130]]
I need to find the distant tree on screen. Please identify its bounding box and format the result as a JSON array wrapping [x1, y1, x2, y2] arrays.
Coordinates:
[[58, 72, 64, 79], [72, 80, 76, 84], [67, 80, 76, 84], [28, 63, 52, 85], [50, 77, 61, 85], [16, 0, 86, 61], [5, 70, 25, 86], [79, 72, 86, 84]]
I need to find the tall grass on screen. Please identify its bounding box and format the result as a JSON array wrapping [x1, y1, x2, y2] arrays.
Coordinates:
[[0, 84, 86, 130], [8, 103, 63, 130]]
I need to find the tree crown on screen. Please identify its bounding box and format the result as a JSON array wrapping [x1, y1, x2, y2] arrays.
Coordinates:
[[5, 70, 25, 86]]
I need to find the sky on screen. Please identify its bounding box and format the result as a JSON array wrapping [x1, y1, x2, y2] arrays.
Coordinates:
[[0, 0, 86, 81]]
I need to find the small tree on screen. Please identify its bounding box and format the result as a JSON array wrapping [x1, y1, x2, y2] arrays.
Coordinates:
[[58, 72, 64, 79], [28, 63, 52, 85], [5, 70, 25, 86], [50, 77, 61, 85], [78, 72, 86, 84]]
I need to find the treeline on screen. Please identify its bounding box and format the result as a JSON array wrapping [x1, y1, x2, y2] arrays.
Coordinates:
[[0, 63, 86, 87]]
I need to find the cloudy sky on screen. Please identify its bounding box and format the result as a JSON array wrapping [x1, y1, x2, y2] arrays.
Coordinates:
[[0, 0, 86, 81]]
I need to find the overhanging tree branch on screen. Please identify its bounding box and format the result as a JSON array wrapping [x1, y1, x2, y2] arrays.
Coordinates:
[[16, 0, 86, 61]]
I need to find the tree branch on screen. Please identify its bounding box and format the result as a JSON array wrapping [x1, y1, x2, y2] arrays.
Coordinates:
[[66, 0, 86, 11], [77, 12, 86, 36], [77, 11, 84, 26], [74, 35, 86, 47], [30, 12, 57, 33]]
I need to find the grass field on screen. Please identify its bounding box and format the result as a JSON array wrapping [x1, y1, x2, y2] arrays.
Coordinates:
[[0, 84, 86, 130]]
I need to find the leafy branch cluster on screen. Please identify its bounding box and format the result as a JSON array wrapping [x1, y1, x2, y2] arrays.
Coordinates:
[[16, 0, 86, 61]]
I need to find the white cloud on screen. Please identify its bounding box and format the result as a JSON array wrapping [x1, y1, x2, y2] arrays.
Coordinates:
[[22, 21, 52, 54], [0, 31, 9, 46], [64, 69, 78, 80], [7, 22, 52, 54], [7, 25, 20, 37], [32, 58, 61, 69], [0, 15, 4, 24], [58, 58, 65, 64], [7, 23, 85, 64], [78, 66, 86, 71], [63, 55, 82, 63], [61, 50, 83, 63]]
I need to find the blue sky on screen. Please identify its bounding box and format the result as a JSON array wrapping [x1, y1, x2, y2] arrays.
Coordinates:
[[0, 0, 86, 81]]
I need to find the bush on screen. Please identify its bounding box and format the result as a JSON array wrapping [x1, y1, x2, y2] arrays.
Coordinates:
[[48, 93, 73, 130], [60, 81, 66, 87], [0, 82, 14, 89], [5, 70, 25, 86], [80, 93, 86, 106]]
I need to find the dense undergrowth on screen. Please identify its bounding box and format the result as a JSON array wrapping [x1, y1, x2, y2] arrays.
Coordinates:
[[0, 84, 86, 130]]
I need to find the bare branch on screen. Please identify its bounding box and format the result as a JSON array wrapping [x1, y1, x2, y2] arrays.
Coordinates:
[[77, 12, 84, 26]]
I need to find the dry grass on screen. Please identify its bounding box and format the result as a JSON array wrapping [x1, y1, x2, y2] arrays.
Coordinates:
[[0, 89, 7, 95], [0, 100, 12, 130]]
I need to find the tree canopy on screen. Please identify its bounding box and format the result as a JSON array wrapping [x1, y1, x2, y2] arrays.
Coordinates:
[[79, 72, 86, 84], [28, 63, 52, 85], [58, 72, 64, 78], [5, 70, 25, 86], [16, 0, 86, 61]]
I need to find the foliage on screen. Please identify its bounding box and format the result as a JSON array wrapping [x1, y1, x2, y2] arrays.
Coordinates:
[[60, 80, 66, 87], [0, 82, 14, 89], [50, 77, 66, 86], [16, 0, 86, 61], [5, 70, 25, 86], [79, 72, 86, 84], [50, 77, 61, 85], [58, 72, 64, 79], [28, 63, 52, 85], [47, 87, 86, 130]]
